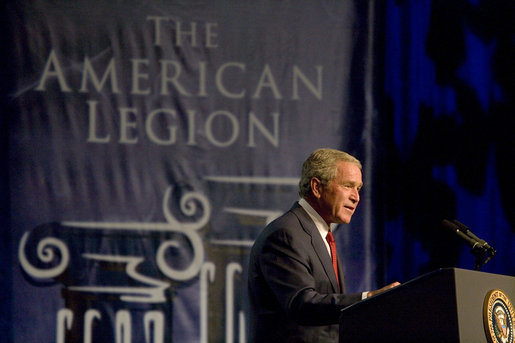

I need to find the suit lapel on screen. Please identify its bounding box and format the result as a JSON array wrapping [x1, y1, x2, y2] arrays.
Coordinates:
[[291, 203, 341, 293]]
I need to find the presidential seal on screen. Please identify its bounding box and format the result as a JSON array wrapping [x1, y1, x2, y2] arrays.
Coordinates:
[[484, 289, 515, 343]]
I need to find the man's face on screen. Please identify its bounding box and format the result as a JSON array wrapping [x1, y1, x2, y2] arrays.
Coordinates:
[[315, 161, 363, 225]]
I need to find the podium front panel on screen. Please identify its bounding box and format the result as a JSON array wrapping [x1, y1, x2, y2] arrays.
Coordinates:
[[339, 268, 515, 343]]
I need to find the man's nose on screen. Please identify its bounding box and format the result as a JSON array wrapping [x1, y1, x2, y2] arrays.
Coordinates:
[[350, 188, 359, 202]]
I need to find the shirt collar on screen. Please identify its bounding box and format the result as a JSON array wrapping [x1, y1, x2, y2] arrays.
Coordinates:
[[299, 198, 331, 234], [299, 198, 332, 255]]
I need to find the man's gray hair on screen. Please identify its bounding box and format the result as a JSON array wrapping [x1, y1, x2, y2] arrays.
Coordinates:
[[298, 148, 362, 197]]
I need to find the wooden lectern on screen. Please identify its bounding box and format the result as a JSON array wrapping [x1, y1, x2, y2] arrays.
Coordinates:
[[339, 268, 515, 342]]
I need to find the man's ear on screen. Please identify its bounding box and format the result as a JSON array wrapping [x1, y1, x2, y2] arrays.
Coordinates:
[[310, 177, 322, 199]]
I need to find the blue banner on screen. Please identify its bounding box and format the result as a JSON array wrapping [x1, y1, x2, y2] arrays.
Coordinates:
[[6, 1, 377, 342]]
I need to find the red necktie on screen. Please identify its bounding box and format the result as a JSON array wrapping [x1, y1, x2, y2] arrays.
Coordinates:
[[326, 230, 340, 289]]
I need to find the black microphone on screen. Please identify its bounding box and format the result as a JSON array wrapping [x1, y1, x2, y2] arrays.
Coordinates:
[[442, 219, 481, 248], [441, 219, 497, 270], [451, 219, 497, 256]]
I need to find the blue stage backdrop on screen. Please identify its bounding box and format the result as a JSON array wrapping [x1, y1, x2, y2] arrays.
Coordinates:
[[4, 1, 382, 342], [381, 0, 515, 282]]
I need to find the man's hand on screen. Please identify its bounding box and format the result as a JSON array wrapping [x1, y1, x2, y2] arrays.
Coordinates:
[[366, 282, 401, 298]]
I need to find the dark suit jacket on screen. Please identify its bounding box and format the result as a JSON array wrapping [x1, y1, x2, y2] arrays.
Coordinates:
[[247, 202, 362, 343]]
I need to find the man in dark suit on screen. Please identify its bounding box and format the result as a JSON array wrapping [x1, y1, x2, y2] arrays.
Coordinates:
[[247, 148, 399, 343]]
